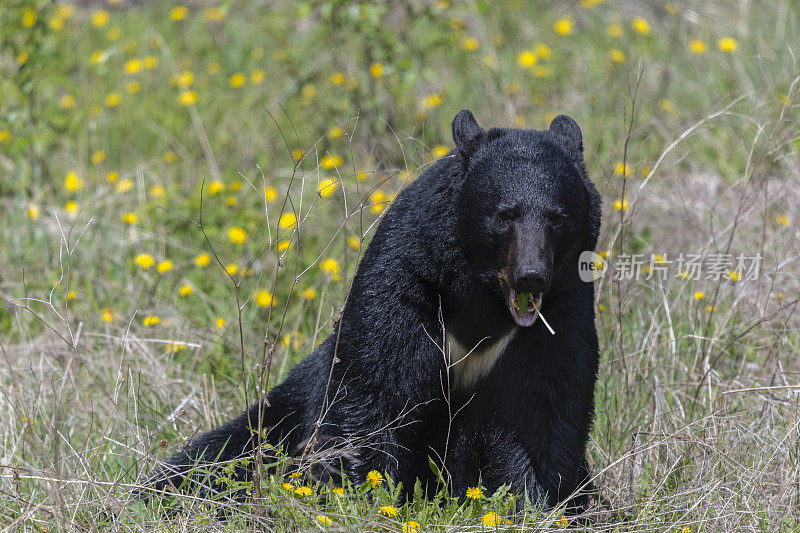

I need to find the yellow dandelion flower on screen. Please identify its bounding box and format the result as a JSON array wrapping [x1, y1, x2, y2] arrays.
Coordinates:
[[461, 36, 480, 51], [22, 7, 37, 27], [369, 62, 384, 78], [166, 342, 186, 353], [250, 69, 266, 84], [106, 171, 119, 183], [179, 90, 197, 106], [321, 259, 340, 281], [291, 148, 305, 161], [149, 185, 166, 197], [379, 506, 398, 518], [369, 190, 387, 214], [276, 240, 292, 252], [347, 236, 361, 250], [143, 56, 158, 69], [204, 6, 227, 21], [208, 181, 225, 195], [517, 50, 537, 67], [302, 288, 317, 300], [693, 291, 705, 300], [124, 58, 141, 74], [316, 516, 332, 526], [172, 71, 194, 88], [608, 23, 623, 38], [366, 470, 383, 488], [613, 161, 631, 177], [553, 17, 574, 36], [278, 212, 297, 230], [170, 6, 189, 21], [264, 186, 277, 202], [631, 17, 650, 35], [225, 263, 238, 276], [482, 512, 502, 527], [179, 284, 193, 296], [281, 482, 293, 491], [60, 94, 76, 109], [728, 270, 740, 282], [126, 81, 141, 94], [216, 317, 226, 328], [1, 130, 13, 144], [318, 178, 338, 198], [49, 16, 64, 31], [157, 260, 173, 273], [64, 200, 79, 216], [91, 150, 105, 165], [421, 93, 443, 109], [718, 37, 738, 53], [91, 9, 109, 27], [534, 43, 552, 59], [659, 99, 674, 113], [229, 73, 246, 88], [680, 527, 692, 533], [321, 155, 343, 169], [100, 308, 114, 322], [301, 83, 316, 100], [557, 515, 569, 527], [225, 196, 238, 207], [228, 226, 247, 244], [163, 151, 177, 163], [135, 253, 155, 269], [430, 145, 449, 159], [466, 486, 484, 499], [597, 304, 606, 312], [27, 204, 40, 220], [402, 521, 421, 533], [288, 472, 303, 479], [609, 49, 626, 63], [331, 486, 344, 495], [612, 199, 629, 211], [256, 290, 274, 307], [294, 486, 313, 496], [64, 171, 84, 192], [195, 253, 211, 267], [329, 126, 344, 139], [57, 4, 74, 19], [121, 212, 138, 225], [774, 214, 789, 226], [116, 179, 133, 193], [142, 315, 160, 327], [689, 39, 707, 54], [330, 72, 345, 85], [105, 93, 122, 107], [66, 290, 76, 302], [17, 52, 29, 66]]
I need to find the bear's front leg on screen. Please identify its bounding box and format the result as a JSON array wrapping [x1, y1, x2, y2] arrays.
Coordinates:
[[446, 419, 545, 511]]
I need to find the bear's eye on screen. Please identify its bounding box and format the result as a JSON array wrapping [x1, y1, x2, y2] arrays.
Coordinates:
[[545, 209, 569, 226], [496, 208, 518, 223]]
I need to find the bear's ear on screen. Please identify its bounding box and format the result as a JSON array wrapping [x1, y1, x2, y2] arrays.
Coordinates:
[[452, 109, 485, 159], [549, 115, 583, 158]]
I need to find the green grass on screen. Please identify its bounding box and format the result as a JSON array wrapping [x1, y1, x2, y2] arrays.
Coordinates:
[[1, 0, 800, 530]]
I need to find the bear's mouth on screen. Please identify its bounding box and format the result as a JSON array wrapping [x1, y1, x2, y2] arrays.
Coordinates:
[[508, 289, 542, 327]]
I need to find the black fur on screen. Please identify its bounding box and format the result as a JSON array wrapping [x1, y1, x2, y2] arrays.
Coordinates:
[[148, 111, 602, 510]]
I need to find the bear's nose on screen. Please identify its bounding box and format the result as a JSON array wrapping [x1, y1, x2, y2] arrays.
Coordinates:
[[514, 268, 548, 293]]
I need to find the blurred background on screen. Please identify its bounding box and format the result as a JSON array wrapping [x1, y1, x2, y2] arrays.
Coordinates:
[[1, 0, 799, 530]]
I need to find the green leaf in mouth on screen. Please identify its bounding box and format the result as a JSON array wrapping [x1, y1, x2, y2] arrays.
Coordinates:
[[516, 292, 533, 311]]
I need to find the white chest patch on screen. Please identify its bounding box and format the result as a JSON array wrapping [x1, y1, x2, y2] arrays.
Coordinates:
[[446, 329, 516, 391]]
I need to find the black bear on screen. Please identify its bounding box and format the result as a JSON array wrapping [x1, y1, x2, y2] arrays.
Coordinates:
[[150, 110, 602, 511]]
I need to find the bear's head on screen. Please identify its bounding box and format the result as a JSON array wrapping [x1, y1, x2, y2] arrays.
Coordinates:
[[452, 110, 600, 328]]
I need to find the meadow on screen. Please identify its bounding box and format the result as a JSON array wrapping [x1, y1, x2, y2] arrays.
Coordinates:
[[1, 0, 799, 530]]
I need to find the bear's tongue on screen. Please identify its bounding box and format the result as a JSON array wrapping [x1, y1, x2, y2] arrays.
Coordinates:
[[509, 289, 542, 327]]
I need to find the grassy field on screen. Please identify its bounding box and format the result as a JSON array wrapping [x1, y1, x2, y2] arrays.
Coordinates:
[[2, 0, 800, 530]]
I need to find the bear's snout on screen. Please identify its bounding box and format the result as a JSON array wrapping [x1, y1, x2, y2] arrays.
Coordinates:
[[513, 266, 549, 294]]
